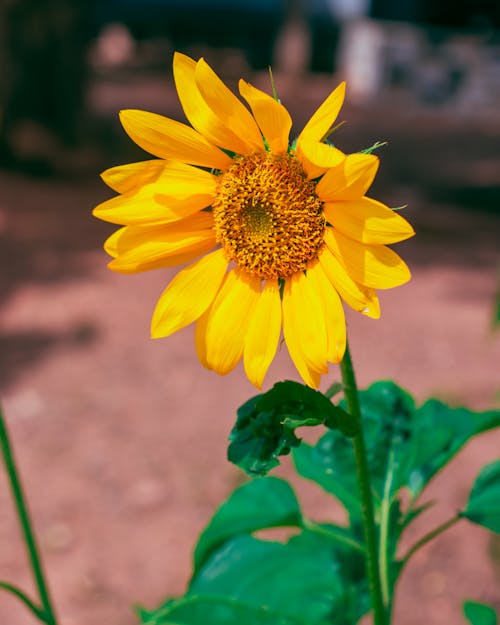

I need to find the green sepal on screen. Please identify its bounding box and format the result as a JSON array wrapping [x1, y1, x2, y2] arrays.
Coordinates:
[[359, 141, 387, 154], [193, 476, 302, 572], [228, 381, 356, 477], [462, 460, 500, 533], [463, 600, 498, 625]]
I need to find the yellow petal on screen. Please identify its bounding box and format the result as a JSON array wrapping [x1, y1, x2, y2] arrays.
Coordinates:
[[194, 308, 210, 369], [238, 80, 291, 154], [324, 197, 415, 244], [244, 280, 282, 388], [318, 246, 381, 318], [104, 211, 213, 256], [195, 58, 264, 153], [296, 139, 345, 179], [306, 261, 346, 363], [95, 159, 216, 226], [297, 82, 346, 143], [154, 159, 217, 199], [93, 171, 215, 225], [101, 160, 165, 194], [359, 285, 380, 319], [119, 110, 231, 170], [151, 248, 228, 338], [173, 51, 250, 154], [93, 192, 211, 226], [196, 269, 261, 375], [317, 153, 379, 201], [105, 212, 216, 273], [325, 228, 411, 289], [294, 362, 321, 389], [109, 235, 216, 273], [282, 271, 328, 388]]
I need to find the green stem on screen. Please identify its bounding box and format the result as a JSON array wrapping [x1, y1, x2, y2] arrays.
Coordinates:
[[378, 452, 395, 610], [339, 342, 386, 625], [324, 382, 343, 400], [0, 407, 58, 625], [0, 581, 46, 621], [400, 516, 461, 568]]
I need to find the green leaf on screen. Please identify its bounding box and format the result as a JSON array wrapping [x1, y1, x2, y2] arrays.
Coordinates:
[[293, 381, 415, 518], [258, 381, 355, 434], [256, 381, 334, 419], [463, 600, 498, 625], [227, 395, 300, 476], [190, 535, 340, 623], [463, 460, 500, 533], [293, 429, 362, 518], [145, 528, 367, 624], [355, 381, 416, 497], [228, 381, 356, 477], [140, 595, 312, 625], [287, 530, 370, 625], [406, 401, 500, 497], [193, 477, 302, 572], [293, 381, 500, 520], [137, 606, 152, 623]]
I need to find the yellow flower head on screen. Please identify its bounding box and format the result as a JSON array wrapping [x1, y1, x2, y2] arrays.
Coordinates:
[[94, 53, 414, 389]]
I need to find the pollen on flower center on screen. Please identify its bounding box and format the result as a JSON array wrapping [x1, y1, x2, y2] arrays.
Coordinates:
[[212, 152, 325, 279]]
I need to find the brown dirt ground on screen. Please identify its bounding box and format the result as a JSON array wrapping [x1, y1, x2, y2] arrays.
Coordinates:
[[0, 70, 499, 625]]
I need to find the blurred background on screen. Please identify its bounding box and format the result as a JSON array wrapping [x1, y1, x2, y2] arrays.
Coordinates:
[[0, 1, 499, 624]]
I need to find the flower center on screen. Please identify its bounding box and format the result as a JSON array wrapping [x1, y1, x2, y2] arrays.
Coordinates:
[[212, 152, 325, 279]]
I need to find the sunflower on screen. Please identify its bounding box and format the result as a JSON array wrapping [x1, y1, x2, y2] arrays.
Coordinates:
[[94, 52, 414, 389]]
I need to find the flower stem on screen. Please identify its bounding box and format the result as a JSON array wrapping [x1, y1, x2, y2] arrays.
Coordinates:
[[339, 343, 386, 625], [0, 407, 58, 625]]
